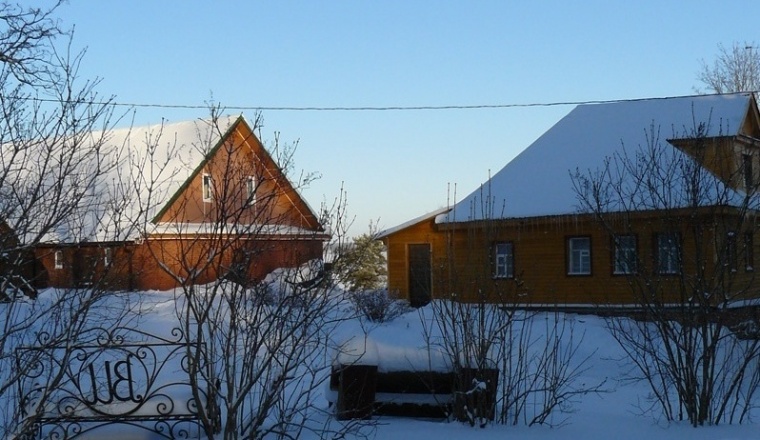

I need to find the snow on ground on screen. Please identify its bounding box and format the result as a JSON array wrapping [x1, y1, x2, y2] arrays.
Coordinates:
[[129, 288, 760, 439], [342, 307, 760, 440], [10, 287, 760, 439]]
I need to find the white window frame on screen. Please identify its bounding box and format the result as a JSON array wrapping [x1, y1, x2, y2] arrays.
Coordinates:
[[104, 247, 113, 267], [656, 232, 681, 275], [493, 242, 514, 279], [613, 235, 637, 275], [567, 237, 591, 275], [54, 250, 63, 270], [202, 173, 213, 202], [246, 176, 256, 206]]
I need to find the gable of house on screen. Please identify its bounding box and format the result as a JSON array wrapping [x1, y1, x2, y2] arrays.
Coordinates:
[[148, 116, 323, 234], [32, 115, 324, 243]]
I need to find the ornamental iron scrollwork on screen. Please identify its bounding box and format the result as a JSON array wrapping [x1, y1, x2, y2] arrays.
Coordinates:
[[15, 326, 210, 439]]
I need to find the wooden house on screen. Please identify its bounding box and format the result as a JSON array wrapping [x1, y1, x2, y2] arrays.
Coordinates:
[[31, 115, 328, 291], [379, 93, 760, 307]]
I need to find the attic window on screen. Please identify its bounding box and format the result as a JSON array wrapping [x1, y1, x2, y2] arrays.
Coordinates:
[[246, 176, 256, 206], [745, 232, 754, 272], [202, 174, 213, 202], [104, 248, 112, 267], [743, 154, 753, 191], [726, 231, 738, 272], [54, 250, 63, 270]]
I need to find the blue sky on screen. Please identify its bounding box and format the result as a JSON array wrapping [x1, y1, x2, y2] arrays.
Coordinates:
[[54, 1, 760, 235]]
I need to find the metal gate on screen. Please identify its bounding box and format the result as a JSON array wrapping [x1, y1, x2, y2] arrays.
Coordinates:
[[16, 326, 209, 439]]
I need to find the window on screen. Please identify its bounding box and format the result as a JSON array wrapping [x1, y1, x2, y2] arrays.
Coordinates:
[[567, 237, 591, 275], [745, 232, 754, 272], [493, 242, 514, 279], [726, 231, 737, 272], [246, 176, 256, 205], [104, 248, 112, 267], [744, 154, 754, 190], [54, 250, 63, 270], [202, 174, 213, 201], [656, 232, 681, 275], [613, 235, 637, 275]]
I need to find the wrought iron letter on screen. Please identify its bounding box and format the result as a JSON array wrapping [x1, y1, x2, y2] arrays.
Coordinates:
[[112, 354, 140, 403]]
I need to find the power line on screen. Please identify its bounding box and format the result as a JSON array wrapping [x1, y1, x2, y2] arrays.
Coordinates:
[[21, 92, 759, 112]]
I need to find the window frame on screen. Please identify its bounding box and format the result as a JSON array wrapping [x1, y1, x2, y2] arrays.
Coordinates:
[[655, 232, 681, 275], [104, 247, 113, 267], [567, 236, 592, 276], [246, 176, 256, 206], [726, 231, 738, 273], [202, 173, 213, 202], [744, 153, 754, 191], [492, 241, 515, 279], [744, 231, 754, 272], [612, 234, 637, 275], [54, 250, 63, 270]]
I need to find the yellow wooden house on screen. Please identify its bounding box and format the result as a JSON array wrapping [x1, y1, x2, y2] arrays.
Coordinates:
[[379, 93, 760, 307]]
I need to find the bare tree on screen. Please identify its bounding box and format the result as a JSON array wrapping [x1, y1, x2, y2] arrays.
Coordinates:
[[131, 110, 362, 439], [0, 2, 141, 438], [696, 42, 760, 94], [422, 188, 603, 428], [572, 120, 760, 425]]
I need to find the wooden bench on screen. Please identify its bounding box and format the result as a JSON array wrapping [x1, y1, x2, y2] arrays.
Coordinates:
[[328, 365, 498, 421]]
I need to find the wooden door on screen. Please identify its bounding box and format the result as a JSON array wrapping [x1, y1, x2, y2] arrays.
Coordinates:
[[408, 243, 431, 307]]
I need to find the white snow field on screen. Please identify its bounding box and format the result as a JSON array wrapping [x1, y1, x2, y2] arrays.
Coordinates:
[[4, 285, 760, 439]]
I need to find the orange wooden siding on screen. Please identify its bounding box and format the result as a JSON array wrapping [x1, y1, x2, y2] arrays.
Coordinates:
[[383, 212, 760, 305], [34, 237, 324, 291]]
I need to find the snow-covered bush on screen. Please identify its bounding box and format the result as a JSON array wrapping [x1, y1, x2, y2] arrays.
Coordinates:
[[574, 121, 760, 426], [422, 300, 602, 427], [349, 288, 410, 322], [607, 314, 760, 425]]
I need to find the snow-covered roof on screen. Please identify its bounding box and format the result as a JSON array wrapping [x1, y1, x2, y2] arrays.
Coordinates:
[[2, 115, 256, 244], [87, 115, 245, 242], [437, 93, 755, 224], [376, 207, 450, 239], [101, 115, 239, 234], [149, 222, 325, 237]]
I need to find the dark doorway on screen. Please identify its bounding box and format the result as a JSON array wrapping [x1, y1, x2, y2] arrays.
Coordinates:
[[73, 252, 97, 287], [408, 243, 431, 307]]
